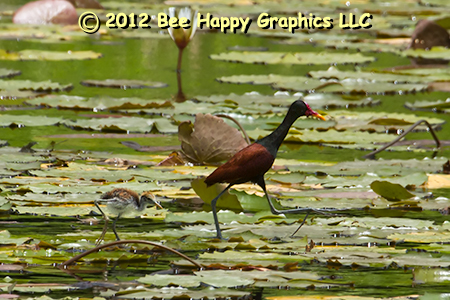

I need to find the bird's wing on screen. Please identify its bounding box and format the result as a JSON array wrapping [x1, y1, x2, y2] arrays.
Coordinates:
[[204, 143, 274, 185]]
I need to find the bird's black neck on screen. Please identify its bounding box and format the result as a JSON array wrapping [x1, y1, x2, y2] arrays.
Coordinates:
[[256, 110, 299, 157]]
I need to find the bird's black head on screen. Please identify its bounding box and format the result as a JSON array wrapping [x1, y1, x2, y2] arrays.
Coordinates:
[[288, 99, 326, 120], [256, 98, 326, 156]]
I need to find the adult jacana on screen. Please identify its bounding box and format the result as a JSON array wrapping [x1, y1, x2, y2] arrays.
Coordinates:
[[204, 99, 326, 239], [94, 188, 163, 245]]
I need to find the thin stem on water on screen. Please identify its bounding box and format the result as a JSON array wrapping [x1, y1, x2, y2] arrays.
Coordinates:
[[177, 47, 184, 72], [215, 114, 251, 145], [60, 240, 202, 269], [362, 119, 441, 159], [176, 68, 186, 102]]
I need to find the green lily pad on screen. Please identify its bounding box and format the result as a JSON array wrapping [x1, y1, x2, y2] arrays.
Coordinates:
[[388, 231, 450, 243], [0, 197, 12, 211], [287, 157, 447, 177], [26, 95, 171, 110], [405, 99, 450, 111], [0, 230, 32, 245], [0, 79, 72, 92], [329, 110, 444, 132], [113, 288, 249, 300], [8, 180, 159, 194], [324, 39, 406, 53], [0, 114, 62, 127], [277, 80, 428, 94], [0, 24, 93, 43], [7, 193, 92, 205], [62, 117, 177, 133], [301, 172, 427, 189], [137, 274, 202, 288], [194, 92, 379, 109], [0, 49, 102, 61], [388, 66, 450, 80], [109, 30, 170, 39], [120, 100, 223, 116], [0, 89, 38, 99], [191, 178, 242, 210], [28, 162, 197, 183], [210, 51, 376, 65], [0, 68, 21, 78], [14, 206, 93, 216], [370, 180, 416, 201], [276, 32, 360, 45], [248, 128, 394, 146], [217, 74, 428, 94], [80, 79, 168, 89], [309, 66, 450, 83], [402, 47, 450, 60]]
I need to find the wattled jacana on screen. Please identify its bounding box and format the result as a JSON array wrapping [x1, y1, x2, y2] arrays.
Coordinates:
[[95, 188, 163, 245], [204, 99, 327, 239]]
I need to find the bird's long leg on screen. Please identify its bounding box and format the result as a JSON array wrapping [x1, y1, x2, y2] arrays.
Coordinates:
[[257, 178, 336, 236], [112, 214, 122, 241], [290, 211, 310, 237], [94, 200, 109, 246], [210, 183, 234, 240]]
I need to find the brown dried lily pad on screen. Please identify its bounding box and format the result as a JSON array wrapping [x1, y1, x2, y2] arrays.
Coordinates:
[[178, 114, 248, 165], [13, 0, 78, 25], [157, 151, 186, 166], [66, 0, 103, 8], [443, 160, 450, 174], [428, 82, 450, 92]]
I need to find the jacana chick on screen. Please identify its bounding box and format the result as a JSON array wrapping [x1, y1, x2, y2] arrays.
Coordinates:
[[204, 99, 327, 239], [94, 188, 163, 245]]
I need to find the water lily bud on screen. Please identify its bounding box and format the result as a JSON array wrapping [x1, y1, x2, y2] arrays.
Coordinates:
[[166, 7, 198, 50]]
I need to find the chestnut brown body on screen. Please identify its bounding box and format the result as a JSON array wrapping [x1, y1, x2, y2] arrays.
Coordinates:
[[205, 143, 275, 186]]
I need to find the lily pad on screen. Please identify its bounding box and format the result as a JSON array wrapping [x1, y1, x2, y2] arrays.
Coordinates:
[[191, 178, 242, 210], [429, 82, 450, 92], [210, 51, 376, 65], [401, 47, 450, 60], [0, 49, 102, 61], [370, 180, 416, 201], [324, 39, 406, 53], [109, 30, 170, 39], [0, 114, 62, 127], [67, 0, 103, 8], [277, 80, 428, 95], [26, 95, 172, 110], [0, 68, 21, 78], [80, 79, 168, 89], [288, 157, 447, 177], [0, 89, 38, 99], [248, 128, 394, 147], [137, 274, 203, 288], [13, 0, 78, 25], [0, 79, 72, 92], [217, 74, 428, 94], [405, 99, 450, 111], [328, 110, 444, 132], [309, 66, 450, 83], [62, 117, 177, 133], [194, 92, 379, 109], [113, 288, 249, 300], [179, 113, 248, 164], [389, 66, 450, 79]]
